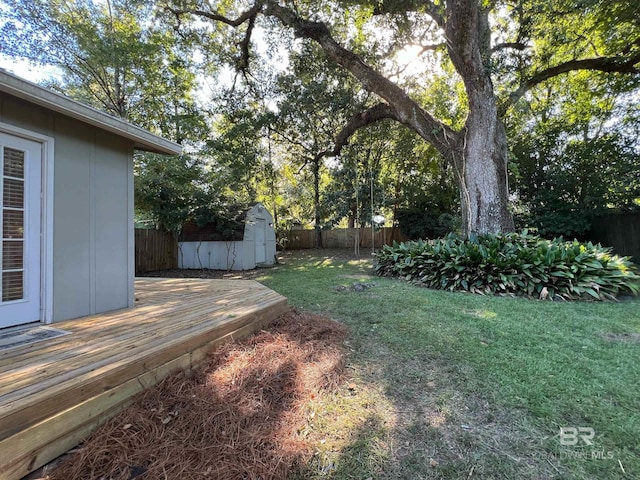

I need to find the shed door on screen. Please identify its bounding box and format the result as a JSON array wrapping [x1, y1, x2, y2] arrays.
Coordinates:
[[255, 218, 266, 264], [0, 133, 42, 328]]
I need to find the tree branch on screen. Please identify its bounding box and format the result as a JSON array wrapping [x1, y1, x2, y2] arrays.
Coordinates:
[[491, 42, 527, 53], [500, 49, 640, 115], [237, 14, 256, 71], [332, 103, 400, 156], [372, 0, 445, 28], [270, 126, 315, 154], [262, 0, 457, 154], [178, 0, 459, 154], [169, 4, 260, 73], [297, 103, 401, 174], [166, 4, 262, 27]]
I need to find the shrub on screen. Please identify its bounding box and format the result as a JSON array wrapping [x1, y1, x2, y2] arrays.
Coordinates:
[[396, 208, 458, 239], [374, 231, 640, 301]]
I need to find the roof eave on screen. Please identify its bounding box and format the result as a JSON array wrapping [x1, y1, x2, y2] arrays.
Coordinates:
[[0, 70, 182, 156]]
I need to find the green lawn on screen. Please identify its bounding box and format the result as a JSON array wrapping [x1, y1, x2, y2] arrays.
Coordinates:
[[257, 250, 640, 479]]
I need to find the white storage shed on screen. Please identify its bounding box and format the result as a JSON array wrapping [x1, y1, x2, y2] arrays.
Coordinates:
[[179, 203, 277, 271]]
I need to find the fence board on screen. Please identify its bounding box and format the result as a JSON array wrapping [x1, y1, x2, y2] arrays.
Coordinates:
[[285, 229, 317, 250], [283, 227, 408, 250], [136, 227, 407, 268], [135, 229, 178, 274], [589, 212, 640, 262]]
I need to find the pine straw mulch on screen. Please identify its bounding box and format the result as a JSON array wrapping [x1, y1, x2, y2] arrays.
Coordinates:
[[47, 310, 347, 480]]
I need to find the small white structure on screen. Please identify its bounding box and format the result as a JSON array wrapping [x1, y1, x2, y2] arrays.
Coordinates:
[[0, 70, 181, 327], [179, 203, 277, 270]]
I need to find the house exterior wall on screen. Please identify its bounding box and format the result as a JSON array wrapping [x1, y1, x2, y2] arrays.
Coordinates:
[[0, 93, 134, 322]]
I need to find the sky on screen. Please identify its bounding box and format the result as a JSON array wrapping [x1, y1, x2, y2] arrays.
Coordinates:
[[0, 0, 62, 83], [0, 54, 62, 83]]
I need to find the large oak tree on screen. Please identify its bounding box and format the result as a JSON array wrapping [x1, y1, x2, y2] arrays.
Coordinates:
[[169, 0, 640, 236]]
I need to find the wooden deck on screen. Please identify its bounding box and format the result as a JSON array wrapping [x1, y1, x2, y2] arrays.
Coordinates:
[[0, 278, 289, 480]]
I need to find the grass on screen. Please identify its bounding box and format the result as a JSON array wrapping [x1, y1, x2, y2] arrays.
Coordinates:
[[256, 250, 640, 479]]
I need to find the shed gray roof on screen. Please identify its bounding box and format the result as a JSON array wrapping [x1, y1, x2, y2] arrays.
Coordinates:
[[0, 69, 182, 155]]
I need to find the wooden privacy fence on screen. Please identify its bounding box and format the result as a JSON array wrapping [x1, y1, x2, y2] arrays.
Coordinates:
[[285, 227, 408, 250], [135, 229, 178, 274], [135, 227, 406, 272], [135, 216, 640, 270], [589, 211, 640, 262]]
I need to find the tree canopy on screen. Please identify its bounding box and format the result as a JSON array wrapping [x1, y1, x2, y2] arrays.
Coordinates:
[[166, 0, 640, 236], [1, 0, 208, 142], [2, 0, 639, 239]]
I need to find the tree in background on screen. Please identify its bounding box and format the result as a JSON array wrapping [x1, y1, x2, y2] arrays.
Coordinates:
[[509, 71, 640, 238], [270, 42, 367, 246], [1, 0, 246, 233], [322, 129, 386, 230], [168, 0, 640, 237], [1, 0, 207, 140], [4, 0, 639, 241], [134, 154, 204, 232]]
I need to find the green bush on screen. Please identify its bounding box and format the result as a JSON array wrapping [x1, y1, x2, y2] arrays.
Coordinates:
[[374, 231, 640, 300]]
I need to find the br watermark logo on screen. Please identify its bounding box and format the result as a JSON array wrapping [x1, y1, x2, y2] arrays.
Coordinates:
[[557, 427, 614, 460], [559, 427, 594, 446]]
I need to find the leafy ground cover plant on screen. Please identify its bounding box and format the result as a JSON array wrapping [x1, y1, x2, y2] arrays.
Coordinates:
[[374, 231, 640, 300]]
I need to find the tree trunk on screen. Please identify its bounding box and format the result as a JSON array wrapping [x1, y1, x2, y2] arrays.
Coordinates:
[[444, 1, 514, 237], [452, 107, 514, 237], [312, 159, 322, 249], [263, 0, 515, 237]]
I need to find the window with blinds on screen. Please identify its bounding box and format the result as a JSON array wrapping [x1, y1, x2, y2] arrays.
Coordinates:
[[2, 147, 25, 302]]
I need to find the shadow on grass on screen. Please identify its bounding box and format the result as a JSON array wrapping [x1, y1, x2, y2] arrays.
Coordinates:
[[291, 417, 390, 479], [290, 339, 564, 480], [262, 249, 639, 479]]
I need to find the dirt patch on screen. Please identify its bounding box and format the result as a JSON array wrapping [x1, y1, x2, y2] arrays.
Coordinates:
[[45, 311, 347, 480], [600, 332, 640, 344]]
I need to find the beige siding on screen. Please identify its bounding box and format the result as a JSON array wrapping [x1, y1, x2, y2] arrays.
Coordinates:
[[94, 130, 131, 313], [53, 118, 93, 320], [0, 93, 134, 322], [0, 93, 53, 134]]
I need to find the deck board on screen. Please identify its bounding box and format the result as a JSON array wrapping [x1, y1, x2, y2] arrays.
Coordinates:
[[0, 278, 289, 480], [0, 288, 279, 392]]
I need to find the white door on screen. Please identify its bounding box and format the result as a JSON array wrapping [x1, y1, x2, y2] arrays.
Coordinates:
[[0, 133, 42, 328], [255, 218, 266, 264]]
